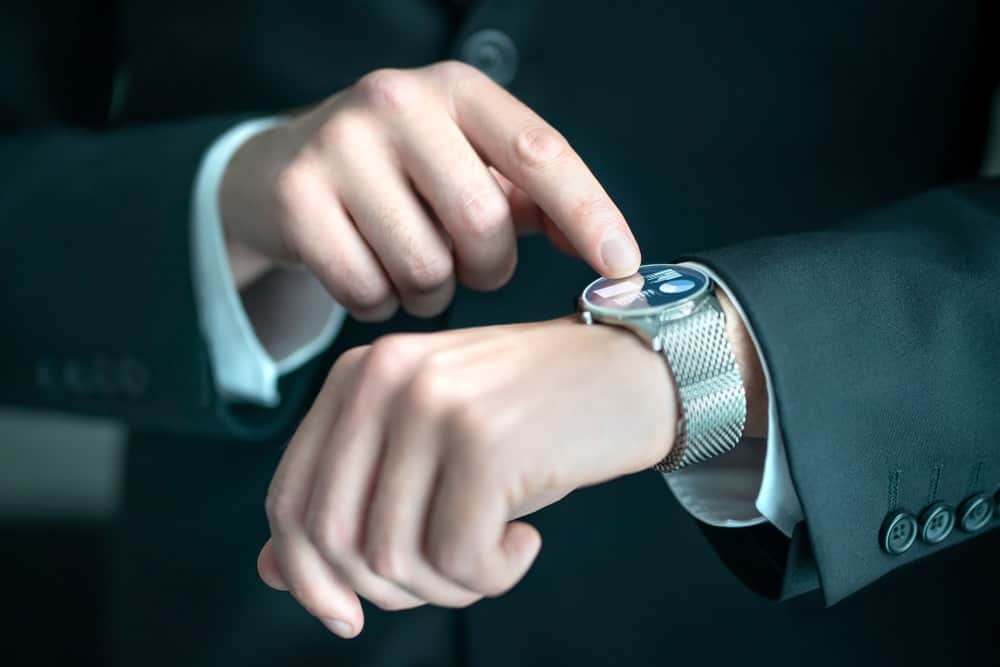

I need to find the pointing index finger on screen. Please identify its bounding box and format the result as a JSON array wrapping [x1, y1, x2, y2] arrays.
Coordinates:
[[450, 73, 641, 278]]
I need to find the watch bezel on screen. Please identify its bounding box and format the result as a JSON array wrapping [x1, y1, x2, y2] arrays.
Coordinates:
[[579, 263, 713, 321]]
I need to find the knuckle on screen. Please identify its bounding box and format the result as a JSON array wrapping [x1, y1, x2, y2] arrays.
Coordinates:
[[342, 268, 394, 312], [431, 541, 500, 595], [349, 299, 400, 323], [368, 202, 408, 241], [291, 585, 342, 621], [371, 596, 417, 612], [304, 242, 395, 315], [513, 125, 569, 169], [305, 510, 353, 558], [457, 188, 510, 242], [273, 161, 317, 219], [403, 362, 454, 416], [359, 335, 420, 389], [452, 593, 482, 609], [314, 110, 372, 152], [432, 59, 480, 84], [466, 264, 514, 293], [308, 252, 393, 314], [429, 540, 473, 582], [446, 401, 497, 451], [366, 335, 415, 379], [569, 194, 617, 227], [329, 344, 369, 382], [264, 487, 297, 527], [402, 250, 454, 293], [355, 68, 422, 114], [480, 577, 514, 598], [366, 542, 407, 581], [399, 283, 454, 319]]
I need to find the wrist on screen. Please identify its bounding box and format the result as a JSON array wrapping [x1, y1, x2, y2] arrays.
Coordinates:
[[577, 265, 762, 475], [224, 233, 275, 289], [218, 126, 287, 289], [588, 320, 679, 470]]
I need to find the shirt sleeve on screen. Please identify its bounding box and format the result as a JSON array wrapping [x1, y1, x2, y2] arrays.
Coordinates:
[[662, 262, 805, 537], [190, 117, 347, 407]]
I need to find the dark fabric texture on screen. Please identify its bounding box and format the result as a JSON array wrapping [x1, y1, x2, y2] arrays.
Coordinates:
[[1, 0, 998, 665]]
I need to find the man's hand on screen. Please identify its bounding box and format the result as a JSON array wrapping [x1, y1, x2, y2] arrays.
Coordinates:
[[219, 61, 641, 319], [256, 317, 676, 638]]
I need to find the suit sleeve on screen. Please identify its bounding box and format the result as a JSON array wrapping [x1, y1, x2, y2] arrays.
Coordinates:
[[687, 180, 1000, 605], [0, 1, 326, 441]]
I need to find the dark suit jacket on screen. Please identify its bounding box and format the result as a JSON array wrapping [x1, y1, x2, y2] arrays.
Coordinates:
[[2, 1, 998, 665]]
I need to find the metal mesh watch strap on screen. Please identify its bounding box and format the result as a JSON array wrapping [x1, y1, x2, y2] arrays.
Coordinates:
[[652, 296, 747, 472]]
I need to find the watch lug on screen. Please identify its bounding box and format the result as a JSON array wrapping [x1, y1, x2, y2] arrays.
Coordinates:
[[586, 312, 660, 346], [630, 315, 662, 342]]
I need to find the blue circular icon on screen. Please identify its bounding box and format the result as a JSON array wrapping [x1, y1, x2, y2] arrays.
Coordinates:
[[659, 278, 696, 294]]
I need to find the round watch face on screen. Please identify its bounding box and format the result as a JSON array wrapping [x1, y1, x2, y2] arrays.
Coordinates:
[[581, 264, 710, 315]]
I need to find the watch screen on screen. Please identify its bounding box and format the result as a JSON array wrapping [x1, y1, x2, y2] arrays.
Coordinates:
[[582, 264, 708, 313]]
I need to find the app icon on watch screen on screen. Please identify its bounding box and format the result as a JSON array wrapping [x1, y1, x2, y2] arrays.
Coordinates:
[[583, 264, 707, 312]]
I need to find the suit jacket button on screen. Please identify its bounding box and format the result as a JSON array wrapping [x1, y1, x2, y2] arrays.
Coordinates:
[[458, 29, 519, 86], [918, 502, 955, 544], [958, 494, 994, 532], [880, 511, 918, 555]]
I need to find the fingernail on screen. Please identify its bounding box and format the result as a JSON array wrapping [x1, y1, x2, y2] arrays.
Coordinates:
[[322, 618, 354, 638], [600, 232, 640, 277]]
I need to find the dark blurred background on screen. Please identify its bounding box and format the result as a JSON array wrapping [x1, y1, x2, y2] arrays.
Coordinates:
[[0, 410, 123, 666]]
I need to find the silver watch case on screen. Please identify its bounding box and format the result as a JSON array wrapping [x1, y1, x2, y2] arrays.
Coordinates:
[[577, 264, 713, 349]]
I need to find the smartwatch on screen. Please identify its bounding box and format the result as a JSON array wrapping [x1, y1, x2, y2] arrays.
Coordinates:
[[578, 263, 747, 472]]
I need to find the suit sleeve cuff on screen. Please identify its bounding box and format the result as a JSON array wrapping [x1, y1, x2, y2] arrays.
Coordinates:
[[190, 117, 346, 408], [662, 262, 805, 537]]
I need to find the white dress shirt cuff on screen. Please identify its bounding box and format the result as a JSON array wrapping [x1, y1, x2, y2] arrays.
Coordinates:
[[662, 262, 805, 537], [190, 117, 347, 408]]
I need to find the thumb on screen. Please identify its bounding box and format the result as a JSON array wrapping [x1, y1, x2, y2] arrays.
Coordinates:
[[257, 539, 289, 590], [497, 521, 543, 589]]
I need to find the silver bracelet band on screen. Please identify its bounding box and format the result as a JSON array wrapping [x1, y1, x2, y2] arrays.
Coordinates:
[[652, 296, 747, 472]]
